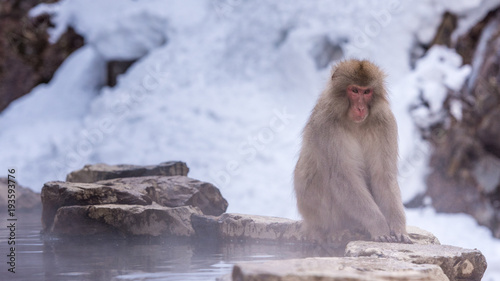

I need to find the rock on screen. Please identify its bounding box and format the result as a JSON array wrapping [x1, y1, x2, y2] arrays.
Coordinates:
[[95, 176, 228, 216], [218, 223, 473, 281], [420, 8, 500, 238], [456, 7, 500, 65], [41, 180, 153, 231], [406, 225, 441, 245], [66, 161, 189, 183], [477, 106, 500, 158], [346, 241, 487, 281], [192, 213, 303, 243], [50, 204, 200, 237], [192, 212, 439, 247], [231, 257, 449, 281], [42, 175, 227, 234], [107, 60, 136, 87], [0, 177, 41, 212], [0, 0, 84, 113], [429, 11, 457, 48]]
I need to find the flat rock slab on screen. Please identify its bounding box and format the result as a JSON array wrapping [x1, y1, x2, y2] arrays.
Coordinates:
[[216, 213, 303, 241], [42, 176, 228, 232], [231, 257, 449, 281], [66, 161, 188, 183], [192, 213, 439, 247], [192, 213, 303, 242], [51, 204, 201, 237], [406, 226, 440, 245], [346, 241, 487, 281], [41, 181, 152, 231]]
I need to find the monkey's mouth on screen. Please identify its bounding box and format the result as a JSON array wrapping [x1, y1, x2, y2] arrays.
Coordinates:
[[352, 117, 367, 123], [350, 112, 368, 123]]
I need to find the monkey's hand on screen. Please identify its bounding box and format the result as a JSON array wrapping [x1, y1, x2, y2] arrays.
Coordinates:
[[374, 235, 398, 243], [374, 232, 412, 244], [390, 231, 413, 244]]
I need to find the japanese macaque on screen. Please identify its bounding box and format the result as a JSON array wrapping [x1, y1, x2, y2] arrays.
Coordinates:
[[294, 59, 411, 244]]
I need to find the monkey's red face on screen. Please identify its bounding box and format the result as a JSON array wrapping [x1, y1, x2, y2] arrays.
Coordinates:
[[347, 85, 373, 123]]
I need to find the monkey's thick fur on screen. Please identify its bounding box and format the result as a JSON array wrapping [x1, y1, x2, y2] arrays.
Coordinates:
[[294, 59, 410, 244]]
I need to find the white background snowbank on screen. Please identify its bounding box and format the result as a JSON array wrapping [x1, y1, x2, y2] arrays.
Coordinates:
[[2, 0, 500, 279]]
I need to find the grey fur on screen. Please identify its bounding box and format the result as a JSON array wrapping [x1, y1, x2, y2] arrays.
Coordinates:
[[294, 59, 410, 244]]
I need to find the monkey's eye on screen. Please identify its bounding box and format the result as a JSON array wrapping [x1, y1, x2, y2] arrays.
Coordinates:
[[364, 90, 370, 95], [352, 88, 358, 93]]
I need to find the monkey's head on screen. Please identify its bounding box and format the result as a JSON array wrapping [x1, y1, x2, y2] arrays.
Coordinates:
[[330, 59, 388, 123]]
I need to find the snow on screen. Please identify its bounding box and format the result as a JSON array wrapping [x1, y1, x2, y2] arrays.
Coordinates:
[[2, 0, 500, 279], [391, 46, 469, 203], [405, 45, 470, 124], [0, 45, 105, 186]]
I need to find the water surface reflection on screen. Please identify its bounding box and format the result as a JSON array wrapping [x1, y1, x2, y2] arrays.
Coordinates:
[[0, 214, 314, 280]]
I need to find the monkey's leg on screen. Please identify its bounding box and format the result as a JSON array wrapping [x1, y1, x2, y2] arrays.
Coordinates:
[[330, 170, 393, 242], [294, 162, 330, 242]]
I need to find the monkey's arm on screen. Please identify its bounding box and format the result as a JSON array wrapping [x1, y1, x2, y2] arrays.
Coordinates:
[[370, 169, 411, 243], [369, 115, 411, 243]]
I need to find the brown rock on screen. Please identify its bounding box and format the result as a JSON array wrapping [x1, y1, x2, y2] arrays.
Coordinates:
[[107, 60, 136, 87], [456, 7, 500, 66], [422, 8, 500, 238], [231, 257, 449, 281], [0, 0, 84, 112], [42, 175, 228, 233], [346, 241, 487, 281], [0, 177, 41, 212], [66, 161, 189, 183], [41, 180, 152, 231], [51, 204, 201, 237], [145, 176, 228, 216], [478, 106, 500, 158], [96, 176, 228, 216], [429, 11, 457, 48]]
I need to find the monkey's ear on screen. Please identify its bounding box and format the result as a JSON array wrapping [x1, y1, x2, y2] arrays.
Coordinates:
[[331, 65, 340, 80], [330, 59, 349, 80]]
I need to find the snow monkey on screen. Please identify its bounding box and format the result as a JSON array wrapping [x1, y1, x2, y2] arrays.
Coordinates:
[[294, 59, 411, 244]]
